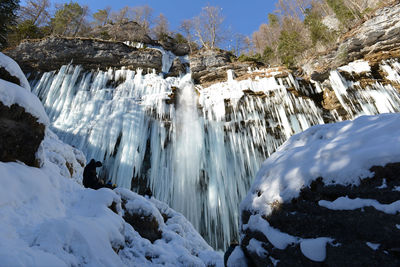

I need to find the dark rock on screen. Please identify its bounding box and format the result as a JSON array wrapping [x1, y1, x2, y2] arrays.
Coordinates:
[[120, 198, 162, 243], [190, 48, 232, 74], [0, 102, 45, 167], [4, 37, 163, 73], [165, 58, 186, 78], [172, 43, 190, 57], [239, 162, 400, 266], [0, 67, 21, 86], [224, 242, 238, 266]]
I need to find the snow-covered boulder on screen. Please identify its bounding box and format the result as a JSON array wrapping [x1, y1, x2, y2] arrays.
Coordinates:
[[116, 189, 223, 266], [0, 52, 49, 166], [235, 114, 400, 266]]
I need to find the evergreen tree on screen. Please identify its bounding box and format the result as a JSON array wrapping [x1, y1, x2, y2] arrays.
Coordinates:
[[0, 0, 20, 49], [93, 7, 111, 27], [304, 8, 336, 46], [325, 0, 355, 28], [277, 30, 305, 67], [51, 2, 88, 36]]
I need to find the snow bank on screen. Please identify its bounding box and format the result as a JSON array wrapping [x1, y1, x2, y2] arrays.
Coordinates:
[[0, 52, 30, 90], [0, 130, 222, 266], [338, 60, 371, 74], [0, 53, 49, 125], [0, 79, 50, 125], [319, 197, 400, 214], [243, 214, 334, 262], [242, 113, 400, 216]]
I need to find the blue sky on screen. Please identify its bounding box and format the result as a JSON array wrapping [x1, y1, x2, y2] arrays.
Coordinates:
[[24, 0, 278, 37]]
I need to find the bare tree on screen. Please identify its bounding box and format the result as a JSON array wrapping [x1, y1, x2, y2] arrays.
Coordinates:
[[230, 33, 249, 56], [153, 13, 169, 40], [193, 4, 225, 49], [19, 0, 50, 26], [131, 5, 153, 33], [111, 6, 130, 25], [180, 19, 195, 52]]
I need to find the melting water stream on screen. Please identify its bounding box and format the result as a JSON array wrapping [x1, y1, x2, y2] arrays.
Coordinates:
[[30, 59, 400, 250]]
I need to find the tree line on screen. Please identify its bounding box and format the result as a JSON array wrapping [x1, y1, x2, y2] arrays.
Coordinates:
[[247, 0, 385, 67], [0, 0, 233, 52], [1, 0, 385, 68]]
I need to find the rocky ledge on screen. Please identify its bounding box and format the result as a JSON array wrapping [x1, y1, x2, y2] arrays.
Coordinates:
[[4, 37, 163, 73], [303, 1, 400, 82], [190, 48, 260, 85]]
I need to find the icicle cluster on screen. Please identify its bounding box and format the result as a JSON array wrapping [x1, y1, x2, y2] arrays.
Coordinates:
[[30, 58, 400, 250]]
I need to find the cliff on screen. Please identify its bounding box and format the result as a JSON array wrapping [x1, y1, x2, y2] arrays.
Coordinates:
[[4, 37, 164, 73]]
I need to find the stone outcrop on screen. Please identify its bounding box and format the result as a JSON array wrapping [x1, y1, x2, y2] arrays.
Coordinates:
[[165, 58, 187, 78], [119, 195, 162, 243], [303, 1, 400, 82], [238, 163, 400, 266], [156, 36, 190, 56], [4, 37, 163, 73], [0, 102, 45, 167], [190, 48, 260, 85], [0, 66, 22, 86]]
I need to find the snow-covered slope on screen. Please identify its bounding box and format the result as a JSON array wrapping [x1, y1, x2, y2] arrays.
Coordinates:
[[0, 53, 222, 266]]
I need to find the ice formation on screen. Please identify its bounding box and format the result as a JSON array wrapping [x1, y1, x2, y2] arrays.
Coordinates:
[[29, 58, 400, 249]]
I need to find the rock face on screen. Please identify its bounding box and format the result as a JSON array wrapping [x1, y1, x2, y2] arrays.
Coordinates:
[[190, 48, 258, 85], [303, 1, 400, 81], [4, 37, 163, 73], [241, 164, 400, 266], [0, 102, 45, 167], [156, 36, 190, 56]]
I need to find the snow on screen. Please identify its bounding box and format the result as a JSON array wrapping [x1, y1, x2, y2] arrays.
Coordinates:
[[246, 238, 268, 258], [319, 197, 400, 215], [377, 178, 387, 189], [242, 113, 400, 216], [0, 151, 126, 266], [396, 224, 400, 230], [0, 79, 49, 125], [0, 136, 223, 266], [300, 238, 334, 262], [394, 186, 400, 192], [243, 214, 334, 262], [244, 214, 298, 250], [366, 242, 380, 250], [0, 52, 30, 90], [227, 246, 248, 267], [338, 60, 371, 74]]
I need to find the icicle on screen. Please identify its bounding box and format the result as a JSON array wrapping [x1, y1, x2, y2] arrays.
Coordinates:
[[30, 59, 400, 251]]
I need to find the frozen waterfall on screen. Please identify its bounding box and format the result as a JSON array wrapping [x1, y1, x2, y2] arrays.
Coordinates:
[[29, 59, 400, 250]]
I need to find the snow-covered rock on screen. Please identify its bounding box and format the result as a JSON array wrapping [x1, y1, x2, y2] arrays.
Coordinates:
[[235, 114, 400, 266], [0, 53, 49, 166]]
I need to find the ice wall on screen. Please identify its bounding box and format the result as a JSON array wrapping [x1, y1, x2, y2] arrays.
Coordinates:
[[30, 59, 400, 250]]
